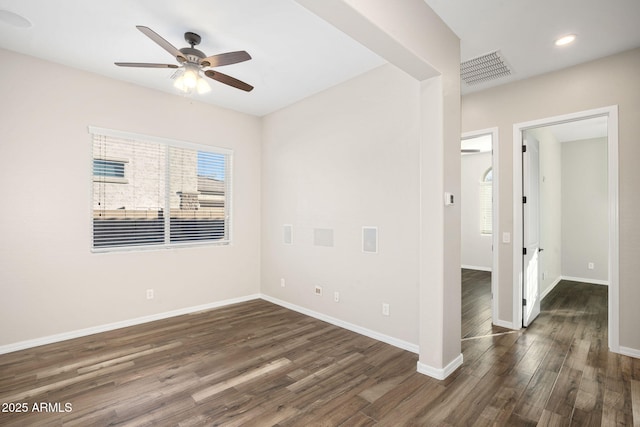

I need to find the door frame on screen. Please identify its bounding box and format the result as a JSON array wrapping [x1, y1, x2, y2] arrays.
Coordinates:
[[512, 105, 619, 352], [462, 127, 499, 326]]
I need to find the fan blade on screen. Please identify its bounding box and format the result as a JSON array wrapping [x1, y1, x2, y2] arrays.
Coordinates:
[[204, 70, 253, 92], [201, 51, 251, 68], [115, 62, 179, 68], [136, 25, 186, 63]]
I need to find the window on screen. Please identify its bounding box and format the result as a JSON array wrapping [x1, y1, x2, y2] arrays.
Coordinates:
[[483, 168, 492, 183], [480, 167, 492, 235], [90, 127, 232, 250], [93, 159, 125, 178], [92, 158, 128, 184]]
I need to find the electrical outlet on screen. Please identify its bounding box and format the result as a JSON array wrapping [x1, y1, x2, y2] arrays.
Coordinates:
[[146, 289, 154, 300], [314, 286, 322, 296], [280, 278, 286, 287], [334, 291, 340, 302], [382, 303, 390, 316], [588, 262, 595, 270]]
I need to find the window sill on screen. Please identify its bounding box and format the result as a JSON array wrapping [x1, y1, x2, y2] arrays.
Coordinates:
[[93, 177, 129, 184]]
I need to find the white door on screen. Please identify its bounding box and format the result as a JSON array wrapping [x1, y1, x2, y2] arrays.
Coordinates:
[[522, 135, 541, 327]]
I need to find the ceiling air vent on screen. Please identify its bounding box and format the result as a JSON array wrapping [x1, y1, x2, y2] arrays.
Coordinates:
[[461, 50, 512, 86]]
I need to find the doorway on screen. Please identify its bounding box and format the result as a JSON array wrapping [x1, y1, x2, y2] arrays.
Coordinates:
[[461, 128, 499, 337], [512, 106, 619, 351]]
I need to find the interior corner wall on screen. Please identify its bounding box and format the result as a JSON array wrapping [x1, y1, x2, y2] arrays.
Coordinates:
[[561, 137, 608, 283], [339, 0, 463, 372], [0, 48, 262, 348], [260, 64, 421, 345], [461, 47, 640, 352], [461, 152, 492, 270], [293, 0, 462, 374]]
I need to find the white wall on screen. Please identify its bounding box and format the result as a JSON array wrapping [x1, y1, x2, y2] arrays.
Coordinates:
[[461, 152, 492, 270], [285, 0, 462, 375], [0, 0, 462, 377], [261, 64, 421, 346], [462, 47, 640, 352], [0, 48, 262, 347], [561, 137, 608, 283]]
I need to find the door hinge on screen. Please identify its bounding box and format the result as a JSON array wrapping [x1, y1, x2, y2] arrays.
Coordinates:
[[523, 248, 527, 255], [523, 298, 527, 306], [522, 145, 527, 153], [523, 196, 527, 203]]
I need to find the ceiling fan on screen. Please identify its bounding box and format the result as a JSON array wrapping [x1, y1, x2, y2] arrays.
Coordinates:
[[115, 26, 253, 94]]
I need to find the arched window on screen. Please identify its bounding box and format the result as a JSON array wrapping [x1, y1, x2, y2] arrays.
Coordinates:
[[480, 168, 492, 234], [483, 168, 493, 182]]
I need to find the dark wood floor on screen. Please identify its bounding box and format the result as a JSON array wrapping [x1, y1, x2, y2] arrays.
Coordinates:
[[1, 279, 638, 426], [461, 268, 511, 339]]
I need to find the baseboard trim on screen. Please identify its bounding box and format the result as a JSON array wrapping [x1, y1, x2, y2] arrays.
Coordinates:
[[618, 346, 640, 359], [417, 353, 464, 380], [260, 294, 419, 354], [461, 265, 492, 272], [0, 294, 261, 355], [561, 276, 609, 286]]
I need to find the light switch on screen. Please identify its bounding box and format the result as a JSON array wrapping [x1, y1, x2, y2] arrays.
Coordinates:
[[444, 192, 455, 206], [502, 232, 511, 244]]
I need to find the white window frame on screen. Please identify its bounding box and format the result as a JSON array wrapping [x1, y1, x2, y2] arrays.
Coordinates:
[[89, 126, 233, 252]]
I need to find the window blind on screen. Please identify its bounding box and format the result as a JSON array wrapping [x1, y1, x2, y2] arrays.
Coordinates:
[[90, 127, 232, 250], [480, 182, 492, 235]]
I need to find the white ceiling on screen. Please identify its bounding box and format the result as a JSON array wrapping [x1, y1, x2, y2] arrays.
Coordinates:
[[425, 0, 640, 94], [0, 0, 639, 117], [0, 0, 385, 116]]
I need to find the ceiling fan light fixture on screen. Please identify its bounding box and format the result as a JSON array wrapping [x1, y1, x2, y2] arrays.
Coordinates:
[[174, 63, 209, 95], [117, 26, 253, 94], [555, 34, 576, 46], [196, 77, 211, 95], [174, 63, 198, 90]]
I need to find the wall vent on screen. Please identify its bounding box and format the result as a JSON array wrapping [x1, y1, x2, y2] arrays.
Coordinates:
[[283, 224, 293, 245], [362, 227, 378, 253], [461, 50, 512, 85], [313, 228, 334, 247]]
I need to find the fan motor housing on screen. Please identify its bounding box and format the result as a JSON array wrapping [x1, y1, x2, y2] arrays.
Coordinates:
[[184, 31, 201, 46], [180, 47, 205, 62], [181, 32, 205, 63]]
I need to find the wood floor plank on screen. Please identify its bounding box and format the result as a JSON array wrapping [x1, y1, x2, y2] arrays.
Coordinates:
[[630, 379, 640, 426], [0, 278, 636, 426], [359, 371, 434, 421], [192, 357, 293, 402], [373, 379, 447, 426], [573, 367, 605, 425], [543, 365, 582, 420]]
